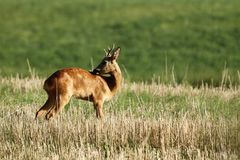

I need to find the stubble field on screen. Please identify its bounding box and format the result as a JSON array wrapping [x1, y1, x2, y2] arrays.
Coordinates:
[[0, 76, 239, 159]]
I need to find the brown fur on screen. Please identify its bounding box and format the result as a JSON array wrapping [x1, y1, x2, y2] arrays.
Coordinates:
[[35, 47, 122, 120]]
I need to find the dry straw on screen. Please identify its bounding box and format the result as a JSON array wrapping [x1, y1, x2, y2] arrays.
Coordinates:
[[0, 76, 239, 159]]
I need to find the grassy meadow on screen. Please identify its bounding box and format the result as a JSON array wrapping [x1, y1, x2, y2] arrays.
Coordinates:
[[0, 76, 239, 159], [0, 0, 240, 85]]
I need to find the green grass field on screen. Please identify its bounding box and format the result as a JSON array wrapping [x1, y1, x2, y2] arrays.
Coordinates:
[[0, 76, 239, 159], [0, 0, 240, 85]]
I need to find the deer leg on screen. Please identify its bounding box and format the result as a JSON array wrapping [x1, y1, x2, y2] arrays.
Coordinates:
[[93, 100, 104, 119], [45, 94, 71, 120], [35, 98, 53, 119]]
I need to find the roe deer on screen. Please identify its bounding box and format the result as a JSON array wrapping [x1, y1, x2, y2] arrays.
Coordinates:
[[35, 47, 122, 120]]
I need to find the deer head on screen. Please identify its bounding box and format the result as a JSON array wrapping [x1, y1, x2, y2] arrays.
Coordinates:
[[92, 46, 121, 75]]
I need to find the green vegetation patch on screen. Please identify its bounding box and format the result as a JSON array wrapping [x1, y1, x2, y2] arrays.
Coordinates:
[[0, 0, 240, 85]]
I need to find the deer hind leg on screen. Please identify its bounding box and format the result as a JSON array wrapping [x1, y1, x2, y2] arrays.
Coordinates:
[[93, 100, 104, 119], [35, 98, 53, 119], [45, 94, 71, 120]]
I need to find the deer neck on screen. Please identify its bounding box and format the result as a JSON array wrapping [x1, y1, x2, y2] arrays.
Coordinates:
[[101, 66, 122, 95]]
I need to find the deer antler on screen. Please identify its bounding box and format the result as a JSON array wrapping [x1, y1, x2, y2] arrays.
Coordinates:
[[104, 45, 115, 57], [104, 49, 108, 56]]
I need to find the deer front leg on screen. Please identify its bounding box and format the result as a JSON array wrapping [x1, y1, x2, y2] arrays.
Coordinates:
[[93, 100, 104, 119]]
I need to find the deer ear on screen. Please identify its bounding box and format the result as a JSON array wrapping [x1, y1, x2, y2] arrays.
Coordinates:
[[111, 47, 120, 61]]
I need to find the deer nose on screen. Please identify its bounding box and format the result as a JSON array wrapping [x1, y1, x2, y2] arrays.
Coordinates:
[[92, 68, 100, 74], [95, 68, 101, 72]]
